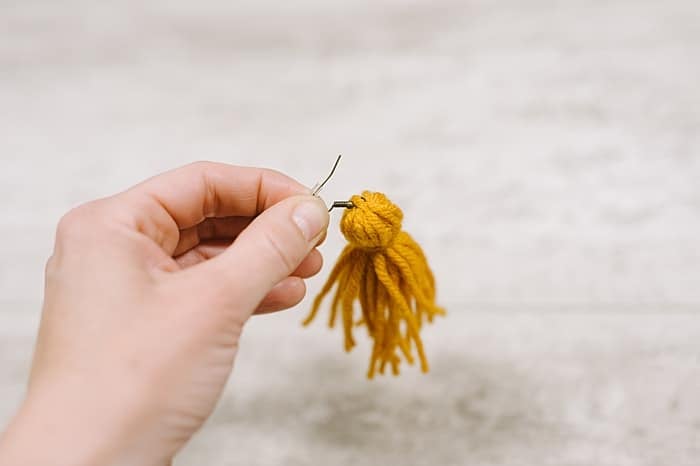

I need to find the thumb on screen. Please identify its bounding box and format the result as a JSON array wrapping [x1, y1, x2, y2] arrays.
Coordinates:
[[187, 194, 330, 313]]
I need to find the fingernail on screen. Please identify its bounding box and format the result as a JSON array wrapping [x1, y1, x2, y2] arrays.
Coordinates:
[[293, 198, 328, 241]]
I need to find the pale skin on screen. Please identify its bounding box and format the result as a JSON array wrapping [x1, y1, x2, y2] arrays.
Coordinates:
[[0, 162, 330, 466]]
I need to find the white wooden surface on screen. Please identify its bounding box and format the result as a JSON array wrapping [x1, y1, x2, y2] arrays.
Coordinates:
[[1, 1, 699, 464]]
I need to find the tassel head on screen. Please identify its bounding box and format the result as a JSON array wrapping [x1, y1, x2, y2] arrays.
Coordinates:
[[340, 192, 403, 249]]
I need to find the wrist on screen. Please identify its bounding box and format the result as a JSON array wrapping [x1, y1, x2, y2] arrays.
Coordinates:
[[0, 387, 171, 466]]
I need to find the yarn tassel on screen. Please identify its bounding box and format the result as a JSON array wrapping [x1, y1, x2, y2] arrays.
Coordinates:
[[303, 191, 445, 378]]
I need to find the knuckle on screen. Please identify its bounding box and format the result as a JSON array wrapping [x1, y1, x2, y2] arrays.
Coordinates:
[[55, 206, 89, 242], [259, 167, 299, 191], [187, 160, 218, 173], [44, 254, 59, 278], [54, 200, 111, 244], [260, 167, 284, 179]]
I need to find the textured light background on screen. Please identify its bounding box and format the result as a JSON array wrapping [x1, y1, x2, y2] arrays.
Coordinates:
[[1, 1, 699, 465]]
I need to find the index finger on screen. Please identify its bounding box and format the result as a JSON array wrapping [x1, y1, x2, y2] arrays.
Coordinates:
[[115, 161, 311, 254]]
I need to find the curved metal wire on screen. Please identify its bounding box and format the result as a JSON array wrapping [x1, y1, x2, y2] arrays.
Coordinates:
[[312, 154, 355, 212], [312, 154, 343, 196]]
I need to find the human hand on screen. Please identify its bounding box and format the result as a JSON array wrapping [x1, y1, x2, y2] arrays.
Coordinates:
[[0, 162, 329, 466]]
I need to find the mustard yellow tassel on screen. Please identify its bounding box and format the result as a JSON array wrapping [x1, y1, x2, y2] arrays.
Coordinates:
[[303, 191, 446, 378]]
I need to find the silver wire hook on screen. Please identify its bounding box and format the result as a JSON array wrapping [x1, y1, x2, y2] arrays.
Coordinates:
[[312, 154, 342, 197], [312, 155, 355, 212]]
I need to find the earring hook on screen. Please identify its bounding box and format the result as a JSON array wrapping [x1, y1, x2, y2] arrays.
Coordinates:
[[312, 154, 342, 196], [312, 155, 355, 212]]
